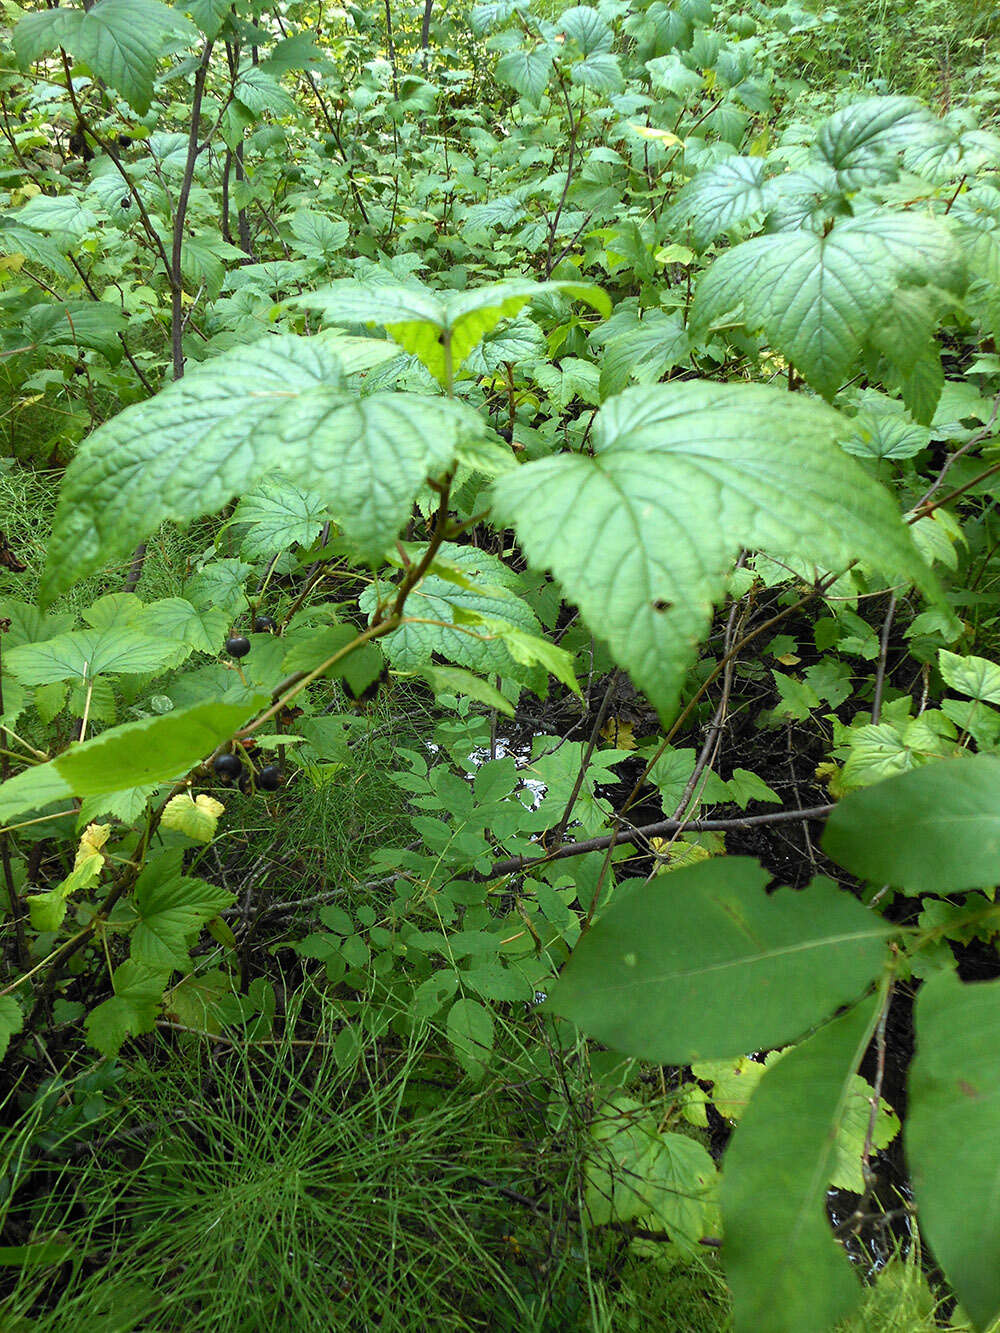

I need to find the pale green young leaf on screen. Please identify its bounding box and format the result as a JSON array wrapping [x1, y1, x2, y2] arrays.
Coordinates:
[[721, 999, 876, 1333], [160, 792, 225, 844], [939, 650, 1000, 705], [447, 997, 494, 1080], [491, 381, 934, 722], [292, 279, 609, 386], [546, 859, 890, 1062]]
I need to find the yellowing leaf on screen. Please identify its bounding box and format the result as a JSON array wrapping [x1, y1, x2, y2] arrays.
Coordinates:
[[627, 124, 682, 145], [76, 822, 110, 866], [161, 792, 225, 843], [27, 823, 109, 931], [600, 717, 636, 749]]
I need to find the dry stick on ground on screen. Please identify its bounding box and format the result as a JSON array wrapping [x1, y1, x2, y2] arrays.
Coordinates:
[[481, 803, 834, 881]]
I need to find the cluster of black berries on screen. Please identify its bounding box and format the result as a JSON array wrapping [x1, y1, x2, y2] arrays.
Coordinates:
[[212, 751, 281, 794], [215, 624, 282, 792]]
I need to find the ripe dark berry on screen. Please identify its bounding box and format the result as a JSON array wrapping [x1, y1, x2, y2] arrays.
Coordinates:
[[257, 765, 281, 791], [239, 775, 253, 794], [225, 635, 251, 658], [253, 616, 277, 633], [213, 753, 243, 780], [121, 196, 131, 209]]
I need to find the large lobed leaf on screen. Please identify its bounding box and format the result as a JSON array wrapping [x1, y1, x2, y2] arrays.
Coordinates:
[[39, 335, 486, 605], [492, 380, 935, 722], [14, 0, 195, 115], [690, 213, 965, 410], [546, 858, 890, 1063]]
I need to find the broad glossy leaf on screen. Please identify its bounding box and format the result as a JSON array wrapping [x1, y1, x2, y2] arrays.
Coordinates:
[[0, 763, 75, 833], [668, 156, 775, 251], [690, 213, 965, 404], [13, 195, 98, 242], [40, 335, 486, 603], [492, 381, 934, 721], [14, 0, 195, 115], [721, 999, 876, 1333], [292, 278, 609, 386], [909, 971, 1000, 1331], [55, 698, 268, 796], [26, 301, 128, 363], [546, 858, 890, 1062], [597, 310, 689, 398], [558, 5, 613, 55], [823, 753, 1000, 893], [0, 223, 75, 280]]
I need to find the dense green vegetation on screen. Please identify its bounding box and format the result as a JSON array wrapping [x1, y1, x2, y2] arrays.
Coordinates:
[[2, 0, 1000, 1327]]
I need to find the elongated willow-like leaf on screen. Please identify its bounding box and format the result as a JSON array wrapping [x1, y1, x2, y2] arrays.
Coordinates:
[[0, 699, 266, 832], [690, 212, 965, 409], [722, 998, 878, 1333], [492, 380, 935, 721], [39, 335, 485, 604], [546, 858, 890, 1062], [909, 971, 1000, 1332], [291, 278, 609, 385], [823, 753, 1000, 893]]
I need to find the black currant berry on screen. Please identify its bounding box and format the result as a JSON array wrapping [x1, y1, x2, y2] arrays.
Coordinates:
[[257, 765, 281, 791], [239, 775, 253, 794], [213, 753, 243, 780], [225, 635, 251, 658], [253, 616, 277, 633]]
